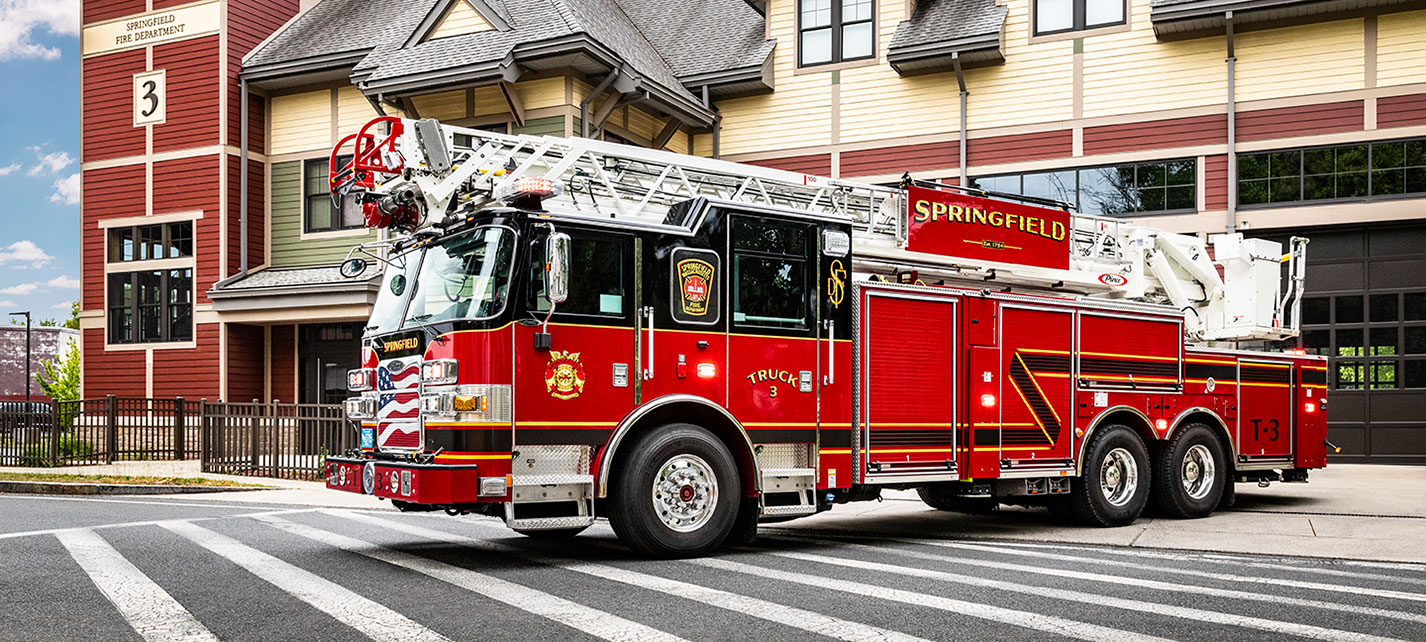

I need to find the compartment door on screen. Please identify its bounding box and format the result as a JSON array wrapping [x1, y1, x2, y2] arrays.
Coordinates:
[[861, 291, 958, 480], [1237, 359, 1295, 460], [1000, 306, 1076, 468]]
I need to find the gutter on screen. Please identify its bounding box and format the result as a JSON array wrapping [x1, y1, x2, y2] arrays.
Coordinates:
[[581, 69, 621, 138], [952, 53, 969, 187]]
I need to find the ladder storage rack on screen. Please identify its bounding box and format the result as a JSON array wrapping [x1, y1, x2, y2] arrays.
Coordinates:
[[331, 117, 1307, 343]]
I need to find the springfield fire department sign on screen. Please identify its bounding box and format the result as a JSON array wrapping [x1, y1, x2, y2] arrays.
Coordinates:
[[905, 186, 1071, 270], [82, 1, 222, 57]]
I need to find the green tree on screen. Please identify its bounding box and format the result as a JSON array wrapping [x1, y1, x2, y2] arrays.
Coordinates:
[[36, 339, 80, 402], [66, 301, 79, 330]]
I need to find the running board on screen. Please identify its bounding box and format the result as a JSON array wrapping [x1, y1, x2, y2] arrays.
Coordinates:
[[760, 468, 818, 517], [504, 473, 596, 531]]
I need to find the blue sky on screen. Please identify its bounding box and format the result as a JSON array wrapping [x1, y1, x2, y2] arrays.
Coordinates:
[[0, 1, 81, 323]]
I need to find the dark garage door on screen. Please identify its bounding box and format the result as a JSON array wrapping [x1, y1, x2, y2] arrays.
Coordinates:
[[1275, 223, 1426, 463]]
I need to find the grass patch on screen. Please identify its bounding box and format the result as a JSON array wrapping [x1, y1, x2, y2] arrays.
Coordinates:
[[0, 472, 269, 487]]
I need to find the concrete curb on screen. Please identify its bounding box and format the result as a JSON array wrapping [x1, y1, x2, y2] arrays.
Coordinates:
[[0, 480, 273, 496]]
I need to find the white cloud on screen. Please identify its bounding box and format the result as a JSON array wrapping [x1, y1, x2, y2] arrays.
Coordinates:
[[50, 300, 73, 310], [0, 241, 53, 269], [0, 163, 20, 176], [46, 275, 79, 289], [0, 0, 80, 61], [0, 301, 15, 309], [27, 150, 72, 176], [0, 283, 37, 295], [49, 172, 79, 205]]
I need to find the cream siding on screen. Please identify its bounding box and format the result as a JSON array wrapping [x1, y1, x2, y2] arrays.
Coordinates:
[[269, 161, 377, 268], [473, 86, 508, 116], [1377, 10, 1426, 87], [964, 4, 1074, 129], [516, 77, 567, 110], [427, 0, 494, 40], [335, 86, 382, 138], [410, 90, 467, 121], [1235, 19, 1365, 102], [270, 90, 332, 155], [1082, 3, 1226, 118]]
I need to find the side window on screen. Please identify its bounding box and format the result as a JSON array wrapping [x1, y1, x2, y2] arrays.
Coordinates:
[[732, 218, 810, 330], [529, 232, 628, 318], [670, 248, 720, 325]]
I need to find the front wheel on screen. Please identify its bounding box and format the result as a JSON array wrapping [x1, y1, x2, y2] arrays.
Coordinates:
[[608, 424, 741, 558], [1069, 424, 1150, 527], [1151, 423, 1226, 519]]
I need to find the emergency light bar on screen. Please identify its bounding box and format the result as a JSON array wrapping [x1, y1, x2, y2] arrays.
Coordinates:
[[495, 177, 562, 206]]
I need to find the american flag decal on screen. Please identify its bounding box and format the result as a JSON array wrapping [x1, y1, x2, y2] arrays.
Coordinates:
[[377, 359, 422, 451]]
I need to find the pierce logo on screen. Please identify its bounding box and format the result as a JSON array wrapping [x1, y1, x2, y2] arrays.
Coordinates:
[[544, 351, 586, 400], [676, 258, 715, 317], [1098, 273, 1129, 287]]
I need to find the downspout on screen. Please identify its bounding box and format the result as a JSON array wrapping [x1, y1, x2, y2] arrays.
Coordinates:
[[239, 77, 249, 275], [704, 85, 721, 159], [1225, 11, 1237, 233], [952, 52, 968, 186], [581, 70, 620, 138]]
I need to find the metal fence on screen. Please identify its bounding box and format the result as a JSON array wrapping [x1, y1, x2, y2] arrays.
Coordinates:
[[200, 401, 352, 480], [0, 396, 202, 467]]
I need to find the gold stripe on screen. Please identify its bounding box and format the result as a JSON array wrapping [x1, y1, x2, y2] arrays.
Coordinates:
[[1081, 374, 1180, 383], [1242, 362, 1291, 369], [435, 454, 509, 461], [1238, 381, 1290, 388], [744, 422, 819, 427], [818, 448, 852, 454], [424, 421, 508, 427], [869, 447, 958, 454], [514, 421, 619, 427], [1017, 352, 1063, 436], [1186, 358, 1237, 365], [867, 422, 955, 428], [1185, 378, 1237, 386]]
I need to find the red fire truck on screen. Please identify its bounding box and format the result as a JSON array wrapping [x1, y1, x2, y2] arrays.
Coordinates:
[[323, 116, 1328, 557]]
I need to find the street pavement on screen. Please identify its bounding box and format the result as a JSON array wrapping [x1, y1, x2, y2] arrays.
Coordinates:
[[2, 493, 1425, 642]]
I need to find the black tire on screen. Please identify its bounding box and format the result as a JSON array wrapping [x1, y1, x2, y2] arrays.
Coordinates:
[[1069, 424, 1150, 527], [1044, 495, 1076, 521], [917, 486, 999, 514], [513, 526, 590, 539], [1151, 423, 1226, 519], [608, 424, 741, 558]]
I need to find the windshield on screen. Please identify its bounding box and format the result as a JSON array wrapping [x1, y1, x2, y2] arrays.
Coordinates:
[[403, 226, 517, 326], [366, 250, 419, 335]]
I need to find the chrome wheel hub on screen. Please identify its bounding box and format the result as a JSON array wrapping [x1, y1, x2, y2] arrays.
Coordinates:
[[1099, 447, 1139, 507], [651, 454, 718, 532], [1181, 444, 1216, 500]]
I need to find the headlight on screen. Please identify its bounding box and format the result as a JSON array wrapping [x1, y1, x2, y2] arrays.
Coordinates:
[[344, 396, 375, 419], [420, 384, 510, 421], [421, 359, 458, 385], [347, 368, 374, 392]]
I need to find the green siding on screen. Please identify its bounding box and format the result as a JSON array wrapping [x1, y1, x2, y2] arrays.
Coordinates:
[[516, 115, 567, 137], [269, 160, 377, 268]]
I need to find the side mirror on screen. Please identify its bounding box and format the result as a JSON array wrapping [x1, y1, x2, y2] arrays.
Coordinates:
[[339, 257, 368, 278], [546, 232, 571, 304]]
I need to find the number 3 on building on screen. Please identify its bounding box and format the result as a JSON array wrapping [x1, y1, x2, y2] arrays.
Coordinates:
[[133, 70, 166, 127]]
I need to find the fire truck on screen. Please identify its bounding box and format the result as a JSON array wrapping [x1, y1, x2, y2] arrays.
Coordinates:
[[323, 116, 1329, 557]]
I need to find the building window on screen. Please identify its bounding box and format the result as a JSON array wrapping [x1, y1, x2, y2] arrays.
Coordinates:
[[1295, 291, 1426, 390], [304, 157, 363, 233], [107, 221, 193, 262], [800, 0, 875, 67], [970, 159, 1196, 216], [107, 269, 193, 344], [1239, 138, 1426, 207], [1035, 0, 1125, 35]]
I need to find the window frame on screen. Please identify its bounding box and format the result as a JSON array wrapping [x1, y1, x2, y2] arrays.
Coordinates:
[[730, 216, 815, 334], [1033, 0, 1127, 36], [107, 221, 194, 263], [302, 156, 364, 234], [797, 0, 877, 68], [970, 158, 1198, 217], [1237, 137, 1426, 209], [524, 228, 634, 323], [106, 267, 193, 345]]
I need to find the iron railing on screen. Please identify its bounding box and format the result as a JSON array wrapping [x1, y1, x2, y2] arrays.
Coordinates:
[[0, 396, 201, 467], [200, 401, 352, 480]]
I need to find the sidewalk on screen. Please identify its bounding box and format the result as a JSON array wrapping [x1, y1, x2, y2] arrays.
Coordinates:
[[14, 460, 1426, 562]]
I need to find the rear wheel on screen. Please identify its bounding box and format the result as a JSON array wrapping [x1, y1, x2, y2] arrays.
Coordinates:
[[608, 424, 741, 558], [1151, 423, 1226, 519], [917, 486, 999, 514], [1070, 424, 1150, 527]]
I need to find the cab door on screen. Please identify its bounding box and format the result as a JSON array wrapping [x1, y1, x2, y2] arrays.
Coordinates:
[[1237, 359, 1295, 460], [637, 237, 727, 407], [726, 215, 820, 449]]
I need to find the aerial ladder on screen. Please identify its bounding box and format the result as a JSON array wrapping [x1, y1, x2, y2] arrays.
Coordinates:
[[332, 116, 1308, 343]]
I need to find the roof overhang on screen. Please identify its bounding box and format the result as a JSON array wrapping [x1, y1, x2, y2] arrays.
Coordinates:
[[1151, 0, 1422, 39], [243, 50, 370, 92], [680, 53, 775, 101], [887, 31, 1005, 77], [208, 274, 381, 316]]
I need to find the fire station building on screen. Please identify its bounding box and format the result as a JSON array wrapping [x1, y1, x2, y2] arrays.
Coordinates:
[[79, 0, 1426, 461]]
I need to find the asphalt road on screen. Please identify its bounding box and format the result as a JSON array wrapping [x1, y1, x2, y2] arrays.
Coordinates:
[[2, 494, 1425, 642]]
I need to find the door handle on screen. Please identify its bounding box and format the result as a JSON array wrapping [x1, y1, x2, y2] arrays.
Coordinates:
[[823, 319, 834, 385], [642, 306, 654, 380]]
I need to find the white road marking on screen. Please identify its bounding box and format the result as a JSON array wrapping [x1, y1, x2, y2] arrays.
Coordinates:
[[0, 495, 301, 510], [253, 515, 687, 642], [0, 508, 319, 541], [159, 521, 449, 642], [765, 543, 1407, 642], [326, 510, 934, 642], [684, 555, 1172, 642], [56, 529, 219, 642]]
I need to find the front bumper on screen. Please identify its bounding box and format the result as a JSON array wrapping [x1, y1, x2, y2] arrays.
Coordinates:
[[326, 456, 484, 504]]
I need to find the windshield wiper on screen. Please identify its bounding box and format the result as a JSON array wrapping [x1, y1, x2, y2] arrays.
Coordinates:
[[405, 314, 433, 325]]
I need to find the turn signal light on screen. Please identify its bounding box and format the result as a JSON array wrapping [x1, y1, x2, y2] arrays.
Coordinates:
[[980, 394, 997, 408], [697, 363, 717, 379], [347, 368, 374, 392], [453, 395, 488, 412]]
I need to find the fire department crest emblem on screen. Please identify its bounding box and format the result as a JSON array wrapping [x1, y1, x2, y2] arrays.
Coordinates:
[[544, 351, 586, 400], [676, 258, 715, 317]]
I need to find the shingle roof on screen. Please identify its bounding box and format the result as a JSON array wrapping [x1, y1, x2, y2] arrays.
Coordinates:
[[214, 265, 381, 291], [245, 0, 435, 68], [888, 0, 1007, 53], [609, 0, 775, 78]]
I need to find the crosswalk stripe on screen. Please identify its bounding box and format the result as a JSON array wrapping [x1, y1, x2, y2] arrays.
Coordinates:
[[252, 515, 688, 642], [777, 536, 1421, 640], [326, 510, 934, 642], [978, 539, 1426, 599], [159, 521, 449, 642], [56, 529, 219, 642], [687, 556, 1172, 642], [2, 509, 319, 542]]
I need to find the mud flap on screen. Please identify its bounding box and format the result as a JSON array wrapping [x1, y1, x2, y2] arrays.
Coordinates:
[[728, 497, 760, 545]]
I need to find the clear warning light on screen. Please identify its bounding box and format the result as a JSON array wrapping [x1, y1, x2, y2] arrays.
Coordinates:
[[697, 363, 717, 379], [980, 394, 997, 408]]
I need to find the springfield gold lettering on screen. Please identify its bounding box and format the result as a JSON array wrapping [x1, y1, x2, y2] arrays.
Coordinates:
[[383, 337, 420, 353], [905, 185, 1072, 271]]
